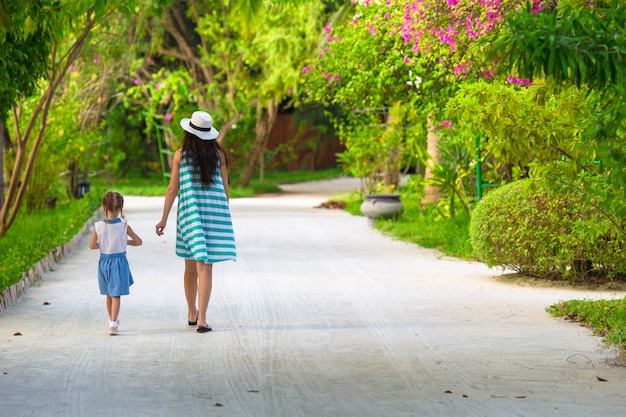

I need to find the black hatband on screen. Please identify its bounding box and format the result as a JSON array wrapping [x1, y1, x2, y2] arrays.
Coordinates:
[[189, 121, 212, 132]]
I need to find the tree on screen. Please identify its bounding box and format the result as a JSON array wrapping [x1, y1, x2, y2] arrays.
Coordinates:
[[141, 0, 331, 187], [0, 0, 53, 208], [302, 0, 536, 202], [0, 1, 10, 32], [0, 0, 136, 236]]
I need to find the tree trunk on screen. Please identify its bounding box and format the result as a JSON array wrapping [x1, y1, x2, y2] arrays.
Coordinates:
[[383, 109, 402, 192], [239, 99, 278, 187], [0, 121, 4, 209], [422, 113, 442, 205]]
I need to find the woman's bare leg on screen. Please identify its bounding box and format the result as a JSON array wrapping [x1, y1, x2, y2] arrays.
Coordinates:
[[196, 262, 213, 328], [184, 259, 198, 322]]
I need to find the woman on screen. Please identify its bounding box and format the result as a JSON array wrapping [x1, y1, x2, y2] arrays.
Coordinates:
[[155, 111, 237, 333]]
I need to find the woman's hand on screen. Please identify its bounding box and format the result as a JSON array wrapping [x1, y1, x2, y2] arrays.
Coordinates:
[[155, 220, 167, 236]]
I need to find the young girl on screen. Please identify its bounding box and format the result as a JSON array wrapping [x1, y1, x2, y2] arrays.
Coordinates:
[[89, 191, 143, 335]]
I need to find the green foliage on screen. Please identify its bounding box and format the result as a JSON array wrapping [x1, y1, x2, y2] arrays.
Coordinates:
[[547, 297, 626, 349], [302, 3, 423, 110], [447, 79, 597, 180], [490, 1, 626, 90], [482, 0, 626, 230], [425, 126, 476, 217], [23, 148, 67, 212], [0, 190, 101, 292], [334, 102, 423, 194], [470, 179, 626, 281], [0, 0, 53, 119]]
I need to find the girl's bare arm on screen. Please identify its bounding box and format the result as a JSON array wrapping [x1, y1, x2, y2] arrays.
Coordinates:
[[88, 228, 99, 250], [126, 225, 143, 246]]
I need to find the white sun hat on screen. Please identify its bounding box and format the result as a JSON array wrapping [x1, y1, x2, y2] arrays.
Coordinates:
[[180, 111, 220, 140]]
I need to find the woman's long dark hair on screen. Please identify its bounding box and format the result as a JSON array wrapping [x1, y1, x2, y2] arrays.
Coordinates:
[[181, 132, 231, 186]]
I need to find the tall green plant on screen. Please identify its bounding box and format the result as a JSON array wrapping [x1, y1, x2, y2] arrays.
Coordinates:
[[425, 126, 475, 218], [0, 0, 138, 237]]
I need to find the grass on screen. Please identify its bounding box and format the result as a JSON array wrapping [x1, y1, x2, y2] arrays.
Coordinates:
[[547, 298, 626, 349], [331, 191, 475, 260], [375, 194, 475, 260]]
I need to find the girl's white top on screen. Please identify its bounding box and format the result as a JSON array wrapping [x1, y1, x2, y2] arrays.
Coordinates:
[[94, 219, 128, 255]]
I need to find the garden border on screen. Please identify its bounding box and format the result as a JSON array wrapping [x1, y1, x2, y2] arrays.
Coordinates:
[[0, 211, 100, 312]]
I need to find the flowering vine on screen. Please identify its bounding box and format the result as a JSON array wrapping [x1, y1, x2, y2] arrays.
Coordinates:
[[303, 0, 544, 112]]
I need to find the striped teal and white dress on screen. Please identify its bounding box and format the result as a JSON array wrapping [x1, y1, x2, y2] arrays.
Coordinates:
[[175, 154, 237, 263]]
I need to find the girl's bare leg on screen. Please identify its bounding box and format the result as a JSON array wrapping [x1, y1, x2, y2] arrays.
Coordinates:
[[110, 296, 120, 322], [107, 296, 121, 335], [184, 259, 198, 322], [106, 296, 112, 319], [196, 262, 213, 328]]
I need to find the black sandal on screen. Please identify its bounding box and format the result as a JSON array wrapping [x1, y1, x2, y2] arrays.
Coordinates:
[[197, 326, 212, 333]]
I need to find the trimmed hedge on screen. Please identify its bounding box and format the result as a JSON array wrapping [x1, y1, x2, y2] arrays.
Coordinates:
[[470, 179, 626, 281]]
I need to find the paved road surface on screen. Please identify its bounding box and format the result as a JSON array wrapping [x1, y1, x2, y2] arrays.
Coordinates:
[[1, 180, 625, 417]]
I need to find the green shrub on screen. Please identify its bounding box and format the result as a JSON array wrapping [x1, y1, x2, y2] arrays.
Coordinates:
[[0, 190, 101, 292], [470, 179, 626, 281]]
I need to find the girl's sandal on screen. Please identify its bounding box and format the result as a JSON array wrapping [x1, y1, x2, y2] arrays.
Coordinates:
[[108, 320, 119, 336]]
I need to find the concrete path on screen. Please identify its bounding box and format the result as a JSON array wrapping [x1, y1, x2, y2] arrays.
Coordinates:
[[1, 179, 626, 417]]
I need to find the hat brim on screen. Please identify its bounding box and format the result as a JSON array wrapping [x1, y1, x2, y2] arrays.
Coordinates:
[[180, 118, 219, 140]]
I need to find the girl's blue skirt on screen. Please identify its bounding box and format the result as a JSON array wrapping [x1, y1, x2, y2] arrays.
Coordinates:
[[98, 252, 134, 296]]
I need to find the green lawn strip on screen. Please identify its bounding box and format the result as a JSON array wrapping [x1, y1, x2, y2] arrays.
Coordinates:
[[0, 193, 101, 292], [547, 298, 626, 349], [333, 191, 476, 260]]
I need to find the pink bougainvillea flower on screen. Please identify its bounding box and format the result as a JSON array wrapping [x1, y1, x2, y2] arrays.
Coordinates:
[[302, 66, 311, 74], [324, 22, 332, 35], [507, 76, 533, 87], [93, 54, 100, 65], [439, 120, 453, 128], [134, 78, 141, 85], [165, 113, 172, 121], [531, 0, 544, 14], [69, 65, 77, 72]]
